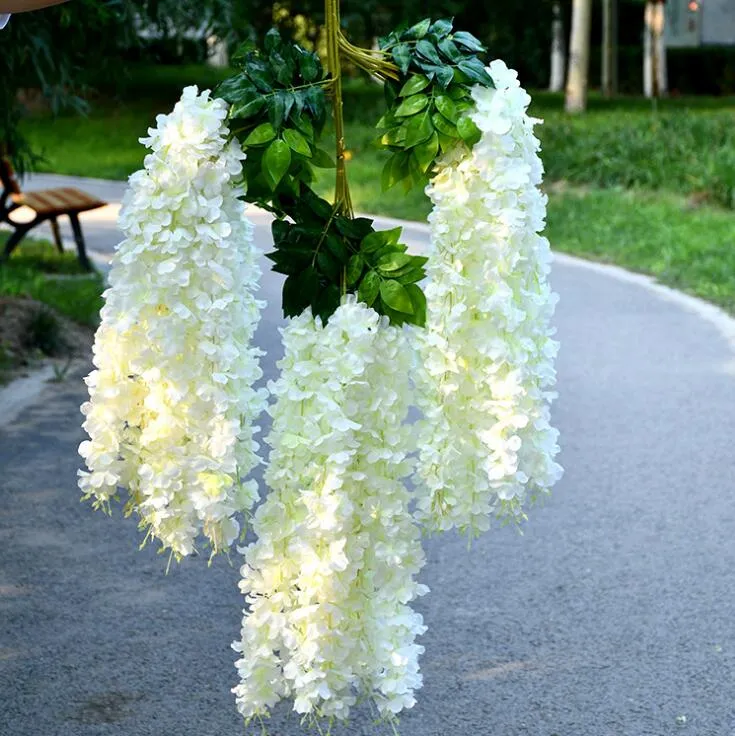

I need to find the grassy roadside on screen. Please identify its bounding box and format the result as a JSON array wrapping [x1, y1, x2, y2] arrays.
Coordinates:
[[546, 187, 735, 311], [0, 237, 104, 327], [16, 65, 735, 315]]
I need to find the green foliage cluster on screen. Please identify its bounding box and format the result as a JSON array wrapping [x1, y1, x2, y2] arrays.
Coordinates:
[[216, 27, 437, 327], [269, 190, 427, 325], [1, 0, 135, 175], [377, 19, 490, 190], [216, 29, 334, 206]]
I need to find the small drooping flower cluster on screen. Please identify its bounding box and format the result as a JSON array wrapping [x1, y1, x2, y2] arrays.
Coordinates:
[[78, 86, 266, 559], [233, 298, 427, 723], [414, 60, 563, 537]]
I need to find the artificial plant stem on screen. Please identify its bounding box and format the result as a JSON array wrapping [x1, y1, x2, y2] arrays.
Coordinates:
[[325, 0, 352, 216]]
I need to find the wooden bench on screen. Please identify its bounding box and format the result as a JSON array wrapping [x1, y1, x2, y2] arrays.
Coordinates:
[[0, 158, 107, 271]]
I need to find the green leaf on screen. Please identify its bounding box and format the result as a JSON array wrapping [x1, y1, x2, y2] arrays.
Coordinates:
[[457, 115, 482, 146], [391, 44, 411, 75], [372, 241, 406, 261], [268, 92, 286, 129], [404, 283, 427, 326], [325, 233, 350, 264], [317, 250, 341, 281], [244, 122, 277, 147], [346, 254, 364, 286], [380, 125, 405, 148], [335, 216, 374, 240], [432, 112, 458, 137], [299, 52, 320, 82], [272, 52, 294, 87], [280, 90, 295, 122], [416, 40, 442, 65], [395, 94, 429, 117], [293, 114, 314, 140], [404, 110, 433, 148], [311, 147, 336, 168], [425, 64, 454, 88], [457, 58, 494, 87], [314, 284, 341, 324], [377, 252, 412, 273], [283, 266, 318, 317], [429, 19, 453, 39], [452, 31, 485, 53], [437, 38, 461, 63], [395, 266, 427, 285], [264, 28, 283, 53], [381, 153, 409, 191], [231, 95, 264, 120], [302, 189, 333, 220], [262, 139, 292, 189], [435, 94, 458, 123], [358, 270, 381, 307], [399, 74, 430, 97], [376, 111, 396, 130], [215, 74, 251, 105], [361, 227, 402, 253], [304, 87, 326, 127], [448, 84, 467, 101], [272, 218, 290, 243], [379, 302, 408, 327], [245, 66, 273, 94], [404, 18, 431, 40], [379, 280, 414, 314], [283, 128, 312, 157], [413, 131, 439, 173]]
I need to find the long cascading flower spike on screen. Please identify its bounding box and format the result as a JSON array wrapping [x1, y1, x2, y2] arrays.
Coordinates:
[[414, 60, 563, 537], [78, 86, 267, 560], [233, 297, 427, 724]]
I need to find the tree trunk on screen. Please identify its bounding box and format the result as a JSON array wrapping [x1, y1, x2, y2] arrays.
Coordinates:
[[565, 0, 593, 112], [644, 0, 668, 98], [601, 0, 618, 96], [549, 2, 566, 92]]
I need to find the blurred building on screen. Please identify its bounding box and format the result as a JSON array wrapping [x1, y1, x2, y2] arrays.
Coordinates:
[[666, 0, 735, 47]]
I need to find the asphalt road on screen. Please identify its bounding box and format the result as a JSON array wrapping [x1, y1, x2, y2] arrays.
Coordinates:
[[1, 176, 734, 736]]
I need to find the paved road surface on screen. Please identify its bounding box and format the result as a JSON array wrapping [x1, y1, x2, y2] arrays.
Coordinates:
[[1, 175, 734, 736]]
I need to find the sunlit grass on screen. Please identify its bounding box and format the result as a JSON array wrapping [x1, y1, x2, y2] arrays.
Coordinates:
[[0, 235, 103, 326]]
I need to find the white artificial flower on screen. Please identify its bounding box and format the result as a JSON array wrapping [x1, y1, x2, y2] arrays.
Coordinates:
[[414, 60, 563, 537], [78, 86, 266, 560], [233, 298, 427, 724]]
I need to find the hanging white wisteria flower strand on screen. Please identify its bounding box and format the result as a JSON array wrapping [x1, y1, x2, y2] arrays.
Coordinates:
[[233, 298, 428, 724], [78, 86, 267, 560], [414, 60, 563, 537]]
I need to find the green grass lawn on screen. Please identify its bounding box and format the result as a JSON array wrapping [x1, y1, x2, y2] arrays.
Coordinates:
[[0, 236, 104, 326], [546, 187, 735, 311], [15, 64, 735, 315]]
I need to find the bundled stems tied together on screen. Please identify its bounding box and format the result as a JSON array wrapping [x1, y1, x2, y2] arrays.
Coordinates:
[[325, 0, 352, 217]]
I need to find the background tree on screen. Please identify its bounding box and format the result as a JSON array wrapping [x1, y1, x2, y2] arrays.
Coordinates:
[[1, 0, 135, 174], [643, 0, 667, 98], [549, 1, 566, 92], [565, 0, 593, 112], [601, 0, 618, 96]]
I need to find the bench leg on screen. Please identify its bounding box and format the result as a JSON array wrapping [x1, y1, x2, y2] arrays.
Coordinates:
[[50, 217, 64, 253], [1, 223, 33, 262], [68, 213, 92, 272]]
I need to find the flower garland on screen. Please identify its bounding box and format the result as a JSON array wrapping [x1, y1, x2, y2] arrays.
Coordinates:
[[233, 297, 427, 723], [78, 86, 266, 560], [414, 60, 563, 537]]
